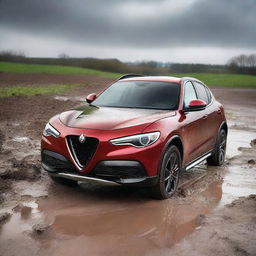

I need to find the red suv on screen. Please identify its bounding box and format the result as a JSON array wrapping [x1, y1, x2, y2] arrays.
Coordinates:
[[41, 75, 227, 199]]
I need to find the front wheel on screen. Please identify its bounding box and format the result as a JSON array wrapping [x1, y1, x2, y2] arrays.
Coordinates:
[[207, 129, 227, 166], [152, 145, 181, 199]]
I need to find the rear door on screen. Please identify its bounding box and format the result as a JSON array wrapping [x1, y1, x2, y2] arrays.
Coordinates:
[[192, 81, 217, 154]]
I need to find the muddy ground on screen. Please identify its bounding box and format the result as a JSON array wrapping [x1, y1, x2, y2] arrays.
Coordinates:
[[0, 73, 255, 256]]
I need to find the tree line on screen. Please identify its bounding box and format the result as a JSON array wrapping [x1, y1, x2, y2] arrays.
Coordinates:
[[227, 54, 256, 75], [0, 50, 255, 75]]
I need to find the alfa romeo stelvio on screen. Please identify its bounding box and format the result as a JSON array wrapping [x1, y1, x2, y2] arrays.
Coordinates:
[[41, 74, 227, 199]]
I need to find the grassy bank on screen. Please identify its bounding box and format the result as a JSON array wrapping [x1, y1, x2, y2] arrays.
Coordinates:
[[0, 61, 121, 79], [175, 73, 256, 88], [0, 84, 83, 98]]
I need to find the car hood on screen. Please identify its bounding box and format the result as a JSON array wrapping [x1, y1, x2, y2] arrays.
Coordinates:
[[59, 105, 176, 130]]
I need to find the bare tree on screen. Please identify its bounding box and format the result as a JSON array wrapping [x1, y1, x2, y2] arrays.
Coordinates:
[[247, 54, 256, 67], [227, 53, 256, 74], [228, 54, 256, 67]]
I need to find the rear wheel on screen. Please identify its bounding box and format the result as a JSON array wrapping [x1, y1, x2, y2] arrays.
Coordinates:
[[50, 175, 78, 187], [152, 145, 181, 199], [207, 129, 227, 166]]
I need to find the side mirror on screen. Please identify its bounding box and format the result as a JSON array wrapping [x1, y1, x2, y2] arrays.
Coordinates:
[[184, 99, 207, 112], [86, 93, 97, 104]]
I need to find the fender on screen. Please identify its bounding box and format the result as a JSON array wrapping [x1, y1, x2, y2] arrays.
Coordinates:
[[157, 134, 184, 177]]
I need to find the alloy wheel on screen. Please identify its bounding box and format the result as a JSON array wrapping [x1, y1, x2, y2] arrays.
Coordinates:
[[164, 151, 180, 194], [219, 130, 227, 164]]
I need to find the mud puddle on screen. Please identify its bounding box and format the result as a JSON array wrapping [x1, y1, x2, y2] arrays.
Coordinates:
[[221, 165, 256, 206], [0, 180, 222, 256], [219, 128, 256, 206], [0, 200, 43, 256], [1, 129, 255, 256], [35, 179, 223, 256], [226, 128, 256, 158]]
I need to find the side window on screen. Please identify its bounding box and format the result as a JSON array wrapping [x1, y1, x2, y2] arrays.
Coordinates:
[[184, 82, 197, 107], [193, 82, 209, 104], [205, 87, 212, 103]]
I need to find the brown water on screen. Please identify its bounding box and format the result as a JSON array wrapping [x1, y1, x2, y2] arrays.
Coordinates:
[[34, 179, 221, 256]]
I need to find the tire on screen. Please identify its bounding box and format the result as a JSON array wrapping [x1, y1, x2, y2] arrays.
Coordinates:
[[152, 145, 181, 199], [50, 175, 78, 187], [207, 129, 227, 166]]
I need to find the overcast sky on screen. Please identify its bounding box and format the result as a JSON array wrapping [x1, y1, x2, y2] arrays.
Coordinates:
[[0, 0, 255, 64]]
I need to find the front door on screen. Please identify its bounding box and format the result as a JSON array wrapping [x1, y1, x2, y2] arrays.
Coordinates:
[[179, 81, 209, 164]]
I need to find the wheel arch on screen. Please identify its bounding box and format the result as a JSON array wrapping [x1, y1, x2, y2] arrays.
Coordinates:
[[212, 121, 228, 152], [220, 121, 228, 135], [161, 135, 184, 166]]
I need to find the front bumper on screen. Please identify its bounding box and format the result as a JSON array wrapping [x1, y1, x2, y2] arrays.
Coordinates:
[[49, 172, 158, 186], [42, 149, 158, 186], [41, 118, 163, 186]]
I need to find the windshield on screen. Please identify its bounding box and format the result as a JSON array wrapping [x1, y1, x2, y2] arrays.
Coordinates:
[[93, 80, 180, 110]]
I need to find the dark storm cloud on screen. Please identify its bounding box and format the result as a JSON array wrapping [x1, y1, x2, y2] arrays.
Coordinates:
[[0, 0, 256, 49]]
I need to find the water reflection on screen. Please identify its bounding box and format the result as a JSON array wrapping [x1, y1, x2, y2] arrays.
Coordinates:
[[40, 179, 222, 255]]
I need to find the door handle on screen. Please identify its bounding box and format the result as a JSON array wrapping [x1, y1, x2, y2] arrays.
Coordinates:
[[217, 109, 221, 115], [202, 114, 208, 119]]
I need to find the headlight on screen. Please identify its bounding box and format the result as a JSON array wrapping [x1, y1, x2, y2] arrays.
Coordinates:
[[43, 123, 60, 138], [110, 131, 160, 148]]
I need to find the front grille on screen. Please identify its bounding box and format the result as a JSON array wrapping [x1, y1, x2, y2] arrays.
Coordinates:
[[66, 135, 99, 168]]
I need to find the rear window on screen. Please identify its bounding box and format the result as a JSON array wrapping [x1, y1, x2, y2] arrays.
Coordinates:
[[205, 87, 212, 103]]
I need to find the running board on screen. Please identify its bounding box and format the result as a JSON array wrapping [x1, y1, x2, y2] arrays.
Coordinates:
[[185, 153, 212, 171]]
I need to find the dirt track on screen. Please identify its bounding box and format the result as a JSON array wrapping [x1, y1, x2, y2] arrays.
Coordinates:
[[0, 73, 256, 256]]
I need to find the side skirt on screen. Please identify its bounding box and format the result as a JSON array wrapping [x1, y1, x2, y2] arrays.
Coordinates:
[[183, 151, 212, 171]]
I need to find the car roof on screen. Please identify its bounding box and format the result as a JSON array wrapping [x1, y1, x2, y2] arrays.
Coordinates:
[[118, 75, 206, 85], [181, 77, 206, 85], [119, 76, 182, 84]]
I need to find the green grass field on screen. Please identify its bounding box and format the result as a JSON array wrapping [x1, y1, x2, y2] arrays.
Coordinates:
[[175, 73, 256, 88], [0, 61, 121, 78], [0, 84, 84, 98], [0, 61, 255, 88]]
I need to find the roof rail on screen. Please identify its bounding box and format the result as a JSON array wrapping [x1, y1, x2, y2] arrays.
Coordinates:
[[118, 74, 144, 80]]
